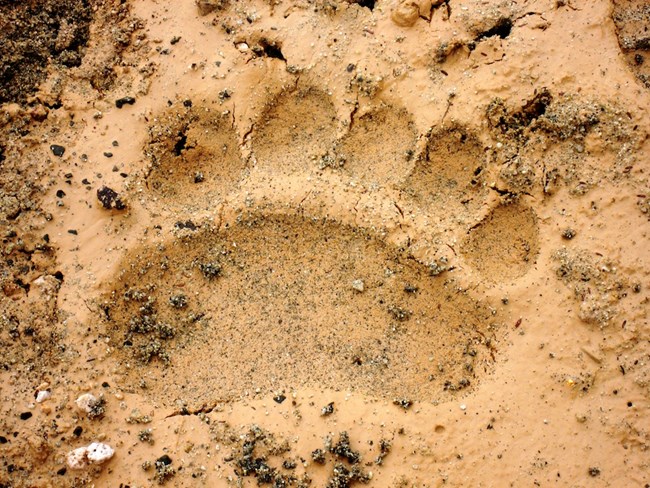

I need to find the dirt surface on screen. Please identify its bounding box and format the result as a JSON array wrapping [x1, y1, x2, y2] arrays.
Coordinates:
[[1, 0, 649, 487]]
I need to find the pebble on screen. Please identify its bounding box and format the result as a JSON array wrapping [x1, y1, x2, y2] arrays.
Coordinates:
[[352, 279, 365, 292], [115, 96, 136, 109], [75, 393, 98, 414], [50, 145, 65, 157], [460, 404, 467, 411], [236, 42, 249, 52], [36, 390, 51, 403], [67, 442, 114, 470]]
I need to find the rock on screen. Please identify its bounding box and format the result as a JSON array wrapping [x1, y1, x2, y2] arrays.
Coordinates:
[[36, 390, 51, 403], [67, 442, 114, 470], [67, 446, 89, 470], [351, 279, 365, 292], [97, 186, 126, 210], [196, 0, 226, 16], [391, 1, 420, 27], [50, 144, 65, 157], [115, 96, 136, 108], [86, 442, 115, 463], [75, 393, 98, 414]]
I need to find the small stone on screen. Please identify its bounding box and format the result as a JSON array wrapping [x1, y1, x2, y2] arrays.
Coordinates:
[[76, 393, 98, 413], [86, 442, 115, 464], [351, 279, 365, 292], [115, 96, 136, 108], [97, 186, 126, 210], [103, 152, 113, 158], [459, 404, 467, 411], [50, 145, 65, 157], [321, 402, 334, 416], [67, 443, 114, 470], [36, 390, 51, 403], [67, 446, 89, 470], [588, 467, 600, 477], [236, 42, 249, 52], [273, 394, 286, 404], [561, 228, 576, 240]]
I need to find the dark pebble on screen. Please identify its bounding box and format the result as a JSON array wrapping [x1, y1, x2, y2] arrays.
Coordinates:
[[321, 402, 334, 416], [97, 186, 126, 210], [561, 228, 576, 240], [120, 172, 128, 178], [112, 140, 119, 147], [156, 455, 173, 466], [65, 173, 73, 179], [346, 63, 356, 72], [174, 220, 197, 231], [56, 190, 66, 198], [50, 145, 65, 157], [103, 152, 113, 158], [171, 36, 181, 45], [20, 412, 33, 420], [183, 99, 192, 107], [82, 178, 90, 185], [115, 96, 136, 108], [102, 382, 110, 388], [0, 436, 7, 443], [588, 467, 600, 477], [67, 230, 78, 235], [73, 426, 83, 437], [273, 394, 286, 404], [57, 467, 67, 476]]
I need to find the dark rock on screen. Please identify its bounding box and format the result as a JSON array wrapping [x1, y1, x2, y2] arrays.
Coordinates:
[[156, 455, 173, 466], [115, 96, 136, 108], [273, 394, 286, 404], [97, 186, 126, 210], [20, 412, 32, 420], [50, 145, 65, 157]]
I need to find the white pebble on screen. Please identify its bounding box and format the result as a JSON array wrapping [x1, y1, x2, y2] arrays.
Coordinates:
[[66, 442, 115, 470], [75, 393, 98, 413], [86, 442, 115, 463], [236, 42, 249, 52], [36, 390, 51, 403], [460, 404, 467, 411], [67, 447, 89, 470], [352, 279, 365, 292]]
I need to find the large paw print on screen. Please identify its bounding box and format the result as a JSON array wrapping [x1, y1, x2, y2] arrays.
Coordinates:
[[103, 86, 541, 410]]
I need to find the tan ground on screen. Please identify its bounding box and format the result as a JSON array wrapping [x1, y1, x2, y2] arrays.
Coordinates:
[[1, 0, 649, 486]]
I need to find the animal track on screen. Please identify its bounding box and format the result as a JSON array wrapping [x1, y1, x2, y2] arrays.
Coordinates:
[[252, 87, 338, 174], [337, 105, 416, 186], [404, 125, 489, 227], [461, 202, 539, 282], [104, 86, 546, 409], [105, 215, 498, 407], [145, 102, 245, 210]]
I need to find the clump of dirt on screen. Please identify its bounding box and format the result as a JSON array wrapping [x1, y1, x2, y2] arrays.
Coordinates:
[[612, 0, 650, 89], [0, 0, 92, 104], [486, 91, 640, 195], [553, 248, 630, 325]]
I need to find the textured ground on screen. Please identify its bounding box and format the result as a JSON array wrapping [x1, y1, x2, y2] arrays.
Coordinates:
[[0, 0, 649, 487]]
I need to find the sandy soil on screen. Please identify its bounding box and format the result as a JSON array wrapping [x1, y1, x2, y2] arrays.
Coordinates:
[[1, 0, 649, 486]]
